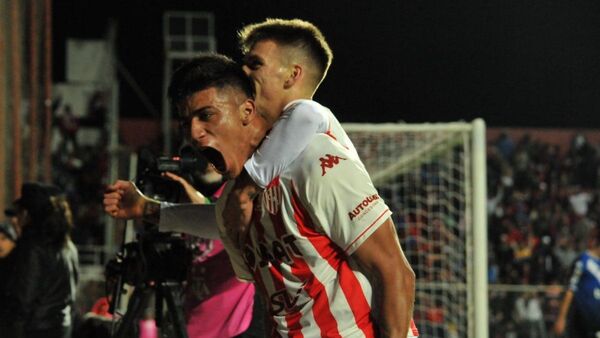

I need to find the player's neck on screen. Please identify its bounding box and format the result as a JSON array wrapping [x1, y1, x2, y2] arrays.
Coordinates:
[[589, 247, 600, 258], [263, 89, 315, 126], [281, 86, 314, 110], [246, 117, 270, 154]]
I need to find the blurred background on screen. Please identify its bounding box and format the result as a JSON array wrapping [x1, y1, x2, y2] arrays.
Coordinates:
[[2, 1, 600, 337]]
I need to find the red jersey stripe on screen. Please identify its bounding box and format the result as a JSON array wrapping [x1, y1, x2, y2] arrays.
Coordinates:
[[411, 319, 419, 336], [285, 202, 343, 337], [269, 186, 339, 337], [290, 185, 374, 338], [264, 180, 306, 337]]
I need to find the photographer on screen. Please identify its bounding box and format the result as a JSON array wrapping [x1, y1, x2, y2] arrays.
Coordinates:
[[105, 155, 258, 337]]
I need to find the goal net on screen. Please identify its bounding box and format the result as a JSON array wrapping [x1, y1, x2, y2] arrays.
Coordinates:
[[343, 120, 488, 338]]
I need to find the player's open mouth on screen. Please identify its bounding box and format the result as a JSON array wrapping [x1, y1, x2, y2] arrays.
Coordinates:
[[201, 147, 226, 174]]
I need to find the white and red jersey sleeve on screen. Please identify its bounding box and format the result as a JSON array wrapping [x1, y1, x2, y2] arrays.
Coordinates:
[[289, 134, 392, 255], [244, 100, 330, 188]]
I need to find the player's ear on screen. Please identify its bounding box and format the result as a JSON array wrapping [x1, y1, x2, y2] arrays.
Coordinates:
[[284, 64, 302, 89], [239, 98, 256, 126]]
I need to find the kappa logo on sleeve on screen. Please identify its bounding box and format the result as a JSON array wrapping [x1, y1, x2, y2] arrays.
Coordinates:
[[319, 154, 346, 176], [348, 194, 380, 221]]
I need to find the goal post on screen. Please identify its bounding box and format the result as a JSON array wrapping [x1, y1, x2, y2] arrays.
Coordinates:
[[343, 119, 488, 338]]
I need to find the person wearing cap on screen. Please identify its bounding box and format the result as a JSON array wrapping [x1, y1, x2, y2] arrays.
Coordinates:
[[1, 182, 79, 338]]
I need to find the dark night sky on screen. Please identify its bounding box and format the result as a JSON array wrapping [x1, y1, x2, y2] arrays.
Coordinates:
[[53, 0, 600, 128]]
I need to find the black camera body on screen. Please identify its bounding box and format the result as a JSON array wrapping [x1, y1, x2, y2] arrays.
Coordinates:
[[136, 144, 224, 203], [106, 231, 193, 286]]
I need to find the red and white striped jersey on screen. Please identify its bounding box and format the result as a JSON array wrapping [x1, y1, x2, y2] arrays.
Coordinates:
[[217, 132, 418, 338]]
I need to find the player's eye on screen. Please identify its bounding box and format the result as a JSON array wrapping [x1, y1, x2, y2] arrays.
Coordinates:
[[194, 111, 214, 122], [244, 57, 262, 70]]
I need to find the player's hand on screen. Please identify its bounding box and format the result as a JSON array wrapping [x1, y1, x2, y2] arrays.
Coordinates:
[[162, 172, 208, 204], [103, 180, 146, 219], [553, 317, 566, 335]]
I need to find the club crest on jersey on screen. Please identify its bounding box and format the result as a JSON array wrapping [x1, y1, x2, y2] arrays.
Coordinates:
[[320, 154, 346, 176], [263, 181, 282, 215], [349, 194, 380, 221]]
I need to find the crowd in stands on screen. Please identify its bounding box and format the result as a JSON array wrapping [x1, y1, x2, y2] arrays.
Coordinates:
[[487, 131, 600, 337]]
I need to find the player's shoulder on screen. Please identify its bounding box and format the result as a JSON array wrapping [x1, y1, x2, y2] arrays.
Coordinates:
[[286, 99, 329, 115], [580, 251, 600, 264], [289, 134, 361, 180], [579, 251, 591, 260]]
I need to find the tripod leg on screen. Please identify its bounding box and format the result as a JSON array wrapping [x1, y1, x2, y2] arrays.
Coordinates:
[[113, 286, 153, 338], [155, 286, 164, 328], [160, 281, 189, 338]]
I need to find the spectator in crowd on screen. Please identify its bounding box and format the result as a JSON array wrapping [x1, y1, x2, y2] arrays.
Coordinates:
[[487, 132, 600, 284], [57, 104, 80, 154], [554, 237, 579, 276], [485, 132, 600, 335], [1, 182, 79, 338], [514, 291, 546, 338]]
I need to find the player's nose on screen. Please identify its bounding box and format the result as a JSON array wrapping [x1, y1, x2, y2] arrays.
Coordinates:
[[190, 120, 208, 145], [242, 65, 252, 76]]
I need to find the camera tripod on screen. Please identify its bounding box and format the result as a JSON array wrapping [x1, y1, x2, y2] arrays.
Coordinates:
[[112, 279, 188, 338]]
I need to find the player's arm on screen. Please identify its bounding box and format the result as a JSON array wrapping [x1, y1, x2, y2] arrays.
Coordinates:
[[223, 105, 328, 244], [353, 218, 416, 338], [245, 105, 329, 188], [553, 289, 573, 335], [104, 179, 221, 238], [297, 135, 416, 337], [554, 258, 582, 335]]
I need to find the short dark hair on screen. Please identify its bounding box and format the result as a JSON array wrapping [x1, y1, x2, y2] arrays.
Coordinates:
[[238, 18, 333, 84], [167, 53, 255, 115]]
